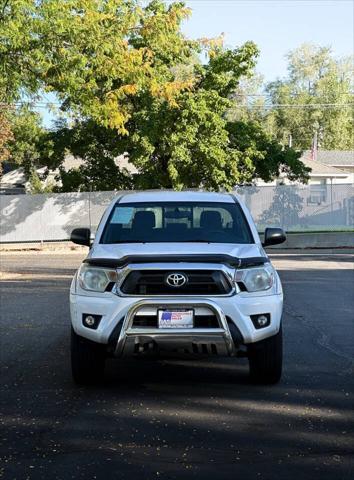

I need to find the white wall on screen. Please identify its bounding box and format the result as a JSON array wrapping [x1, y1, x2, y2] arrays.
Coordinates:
[[1, 185, 353, 243]]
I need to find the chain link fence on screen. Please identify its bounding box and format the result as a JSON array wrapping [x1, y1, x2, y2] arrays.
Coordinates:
[[235, 184, 354, 232], [0, 184, 353, 243]]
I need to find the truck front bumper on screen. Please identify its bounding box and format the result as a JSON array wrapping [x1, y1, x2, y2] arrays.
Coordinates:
[[70, 292, 283, 356], [114, 299, 236, 357]]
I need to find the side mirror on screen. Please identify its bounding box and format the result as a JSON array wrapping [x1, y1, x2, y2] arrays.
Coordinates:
[[70, 228, 91, 247], [262, 227, 286, 247]]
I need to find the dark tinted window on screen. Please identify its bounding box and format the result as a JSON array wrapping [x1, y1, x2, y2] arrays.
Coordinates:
[[100, 202, 253, 244]]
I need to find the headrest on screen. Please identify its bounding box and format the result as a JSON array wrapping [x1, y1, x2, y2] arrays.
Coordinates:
[[132, 211, 156, 229], [200, 210, 223, 229]]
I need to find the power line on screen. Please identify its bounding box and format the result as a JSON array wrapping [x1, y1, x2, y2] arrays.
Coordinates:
[[180, 1, 351, 8], [232, 103, 354, 109], [165, 0, 351, 5], [233, 93, 353, 97], [1, 93, 352, 106], [175, 0, 351, 1], [0, 101, 61, 109], [1, 101, 353, 111], [172, 0, 351, 2]]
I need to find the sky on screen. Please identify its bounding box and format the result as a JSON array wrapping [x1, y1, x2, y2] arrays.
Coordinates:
[[179, 0, 353, 81], [40, 0, 353, 127]]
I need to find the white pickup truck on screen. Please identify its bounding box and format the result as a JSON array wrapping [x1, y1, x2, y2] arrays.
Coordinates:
[[69, 191, 286, 385]]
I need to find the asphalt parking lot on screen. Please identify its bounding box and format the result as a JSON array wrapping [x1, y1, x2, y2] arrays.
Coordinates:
[[0, 251, 353, 480]]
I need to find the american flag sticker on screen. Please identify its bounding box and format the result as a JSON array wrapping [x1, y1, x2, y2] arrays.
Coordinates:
[[158, 310, 193, 328]]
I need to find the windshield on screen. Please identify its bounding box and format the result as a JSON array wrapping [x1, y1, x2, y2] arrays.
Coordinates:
[[100, 201, 254, 244]]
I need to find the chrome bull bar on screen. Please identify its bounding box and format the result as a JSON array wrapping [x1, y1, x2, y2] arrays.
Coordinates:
[[115, 299, 236, 357]]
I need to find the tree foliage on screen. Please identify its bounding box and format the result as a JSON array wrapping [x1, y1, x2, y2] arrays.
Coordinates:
[[50, 33, 308, 191], [227, 121, 310, 183], [124, 40, 267, 190], [0, 0, 40, 100], [0, 108, 13, 175], [265, 44, 353, 150], [27, 167, 55, 193], [5, 107, 46, 172], [1, 0, 311, 191], [0, 0, 195, 132]]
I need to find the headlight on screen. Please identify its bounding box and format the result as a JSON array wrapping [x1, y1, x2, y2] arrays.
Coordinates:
[[78, 264, 117, 292], [235, 265, 274, 292]]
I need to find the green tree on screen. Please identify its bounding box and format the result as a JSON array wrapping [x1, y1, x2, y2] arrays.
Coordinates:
[[265, 43, 353, 150], [0, 107, 13, 175], [27, 167, 55, 193], [42, 119, 134, 192], [1, 106, 58, 191], [1, 1, 310, 191], [0, 0, 40, 101], [5, 107, 46, 172], [0, 0, 195, 132], [227, 121, 310, 183], [127, 90, 235, 190], [49, 36, 309, 191], [117, 39, 309, 189]]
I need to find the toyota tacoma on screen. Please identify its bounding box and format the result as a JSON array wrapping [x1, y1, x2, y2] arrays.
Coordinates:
[[70, 191, 286, 385]]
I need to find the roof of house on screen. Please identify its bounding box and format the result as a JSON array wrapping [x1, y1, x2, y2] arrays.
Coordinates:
[[0, 166, 54, 190], [0, 167, 27, 186], [302, 150, 354, 167], [0, 154, 138, 188], [62, 154, 138, 173], [61, 154, 85, 170], [300, 153, 351, 177]]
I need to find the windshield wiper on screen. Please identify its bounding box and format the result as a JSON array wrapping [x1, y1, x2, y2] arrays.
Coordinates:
[[112, 240, 148, 244], [178, 239, 211, 243], [110, 239, 212, 243]]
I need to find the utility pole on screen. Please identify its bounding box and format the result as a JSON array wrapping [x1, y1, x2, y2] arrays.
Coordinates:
[[88, 181, 92, 234], [311, 131, 318, 162]]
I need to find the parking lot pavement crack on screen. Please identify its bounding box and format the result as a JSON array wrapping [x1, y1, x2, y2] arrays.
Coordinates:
[[284, 305, 354, 375]]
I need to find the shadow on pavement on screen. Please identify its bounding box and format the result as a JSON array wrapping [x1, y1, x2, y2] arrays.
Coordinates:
[[0, 256, 353, 480]]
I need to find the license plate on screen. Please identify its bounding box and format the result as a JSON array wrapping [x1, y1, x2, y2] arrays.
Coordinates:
[[158, 309, 194, 329]]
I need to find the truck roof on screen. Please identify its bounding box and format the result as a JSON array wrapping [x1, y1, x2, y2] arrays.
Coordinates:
[[119, 191, 236, 204]]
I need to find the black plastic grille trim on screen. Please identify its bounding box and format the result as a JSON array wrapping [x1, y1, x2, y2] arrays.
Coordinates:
[[121, 270, 232, 295]]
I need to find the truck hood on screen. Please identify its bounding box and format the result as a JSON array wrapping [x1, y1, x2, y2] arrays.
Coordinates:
[[88, 242, 265, 262]]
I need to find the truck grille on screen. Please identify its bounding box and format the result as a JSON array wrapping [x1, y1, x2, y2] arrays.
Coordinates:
[[120, 270, 232, 295]]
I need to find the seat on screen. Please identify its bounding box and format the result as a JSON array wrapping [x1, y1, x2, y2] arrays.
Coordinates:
[[131, 211, 156, 231], [200, 211, 223, 230], [165, 223, 188, 233]]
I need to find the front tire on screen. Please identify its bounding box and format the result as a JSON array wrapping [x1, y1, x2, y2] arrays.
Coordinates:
[[71, 327, 106, 385], [247, 325, 283, 384]]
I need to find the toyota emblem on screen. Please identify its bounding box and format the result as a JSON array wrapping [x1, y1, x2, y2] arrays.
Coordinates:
[[166, 273, 188, 288]]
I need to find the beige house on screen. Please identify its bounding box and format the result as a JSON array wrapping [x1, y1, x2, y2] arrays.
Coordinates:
[[0, 154, 137, 195], [257, 150, 353, 187], [310, 150, 354, 178], [1, 150, 353, 194], [299, 151, 353, 185]]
